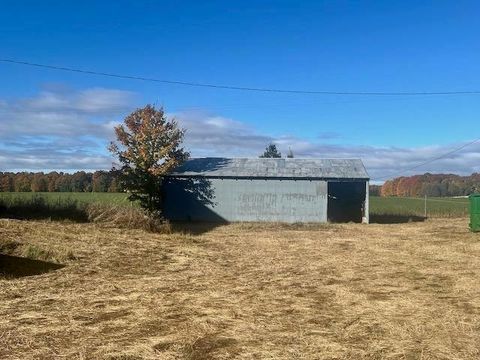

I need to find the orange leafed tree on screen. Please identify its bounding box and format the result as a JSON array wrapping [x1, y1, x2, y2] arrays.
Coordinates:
[[109, 105, 189, 214]]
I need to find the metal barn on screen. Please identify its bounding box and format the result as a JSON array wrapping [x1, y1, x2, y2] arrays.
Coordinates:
[[162, 158, 370, 223]]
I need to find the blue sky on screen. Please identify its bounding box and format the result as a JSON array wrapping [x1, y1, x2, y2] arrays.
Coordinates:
[[1, 0, 480, 180]]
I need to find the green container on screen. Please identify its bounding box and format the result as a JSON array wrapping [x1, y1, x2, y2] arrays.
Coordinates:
[[469, 194, 480, 232]]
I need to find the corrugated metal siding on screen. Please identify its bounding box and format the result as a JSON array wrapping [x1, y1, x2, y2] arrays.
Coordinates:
[[163, 178, 328, 223]]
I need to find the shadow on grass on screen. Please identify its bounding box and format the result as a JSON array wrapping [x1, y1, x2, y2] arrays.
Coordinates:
[[169, 221, 227, 235], [0, 198, 222, 234], [0, 197, 88, 222], [0, 254, 65, 278], [370, 214, 426, 224], [0, 203, 88, 222]]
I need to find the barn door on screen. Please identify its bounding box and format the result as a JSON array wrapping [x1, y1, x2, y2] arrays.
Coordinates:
[[327, 181, 365, 223]]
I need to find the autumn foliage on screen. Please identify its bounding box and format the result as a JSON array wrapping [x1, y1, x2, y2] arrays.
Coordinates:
[[381, 173, 480, 197], [109, 105, 189, 213], [0, 171, 120, 193]]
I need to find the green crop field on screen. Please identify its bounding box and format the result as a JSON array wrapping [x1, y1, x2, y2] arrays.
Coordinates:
[[370, 196, 469, 218], [0, 192, 131, 206]]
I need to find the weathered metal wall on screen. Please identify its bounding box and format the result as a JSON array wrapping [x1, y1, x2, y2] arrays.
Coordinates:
[[163, 178, 328, 223]]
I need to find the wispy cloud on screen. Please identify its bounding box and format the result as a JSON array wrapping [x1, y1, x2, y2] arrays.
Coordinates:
[[175, 111, 271, 157], [1, 88, 480, 180], [0, 87, 135, 171], [175, 110, 480, 181]]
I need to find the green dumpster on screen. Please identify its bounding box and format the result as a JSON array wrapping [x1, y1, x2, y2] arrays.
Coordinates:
[[469, 194, 480, 232]]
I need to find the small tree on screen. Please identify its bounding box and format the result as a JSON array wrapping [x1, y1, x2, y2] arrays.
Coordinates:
[[109, 105, 189, 214], [259, 143, 281, 158]]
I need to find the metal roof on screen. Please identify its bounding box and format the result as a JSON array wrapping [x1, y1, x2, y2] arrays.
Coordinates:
[[169, 158, 369, 179]]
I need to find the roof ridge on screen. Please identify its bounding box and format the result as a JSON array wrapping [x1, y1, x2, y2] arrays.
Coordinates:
[[171, 158, 369, 179], [189, 157, 363, 160]]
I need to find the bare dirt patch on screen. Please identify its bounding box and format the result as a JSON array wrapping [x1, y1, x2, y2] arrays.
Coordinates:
[[1, 218, 479, 359]]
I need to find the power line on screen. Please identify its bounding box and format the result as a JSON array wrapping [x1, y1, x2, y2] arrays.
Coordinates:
[[2, 58, 480, 96], [2, 58, 480, 178], [373, 136, 480, 181]]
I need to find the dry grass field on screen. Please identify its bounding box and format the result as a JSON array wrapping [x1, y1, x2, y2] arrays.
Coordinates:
[[1, 218, 480, 359]]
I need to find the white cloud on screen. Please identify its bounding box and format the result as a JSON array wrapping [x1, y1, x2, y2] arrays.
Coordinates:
[[21, 88, 134, 114], [0, 148, 112, 172], [0, 87, 135, 171], [174, 110, 480, 181], [1, 89, 480, 180], [0, 88, 134, 139], [174, 111, 271, 157]]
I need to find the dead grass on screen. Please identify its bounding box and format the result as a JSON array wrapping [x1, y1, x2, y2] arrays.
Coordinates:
[[1, 218, 480, 359], [0, 227, 75, 264], [86, 203, 171, 233]]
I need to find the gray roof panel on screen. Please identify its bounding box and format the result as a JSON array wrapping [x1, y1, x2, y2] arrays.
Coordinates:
[[169, 158, 369, 179]]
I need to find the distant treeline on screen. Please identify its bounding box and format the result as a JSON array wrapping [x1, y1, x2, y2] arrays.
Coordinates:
[[381, 173, 480, 197], [369, 185, 381, 196], [0, 171, 121, 192], [3, 171, 480, 197]]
